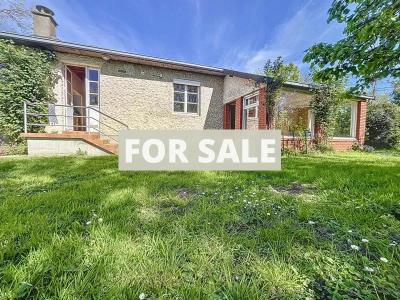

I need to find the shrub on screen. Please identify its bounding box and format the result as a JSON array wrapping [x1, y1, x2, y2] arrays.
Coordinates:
[[0, 141, 27, 156], [351, 142, 362, 151], [365, 99, 400, 149], [352, 142, 374, 152], [0, 39, 58, 141]]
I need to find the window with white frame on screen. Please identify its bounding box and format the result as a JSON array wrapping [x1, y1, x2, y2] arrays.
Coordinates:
[[173, 80, 200, 114], [333, 102, 357, 138], [242, 94, 258, 129], [88, 68, 99, 106]]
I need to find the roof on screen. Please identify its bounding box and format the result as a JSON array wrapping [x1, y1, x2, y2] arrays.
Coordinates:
[[0, 32, 373, 99]]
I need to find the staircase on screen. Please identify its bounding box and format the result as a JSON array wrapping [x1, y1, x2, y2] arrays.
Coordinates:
[[22, 131, 118, 154], [61, 131, 118, 154], [22, 101, 129, 156]]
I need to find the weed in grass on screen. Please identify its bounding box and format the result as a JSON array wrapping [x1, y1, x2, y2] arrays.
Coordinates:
[[0, 152, 399, 299]]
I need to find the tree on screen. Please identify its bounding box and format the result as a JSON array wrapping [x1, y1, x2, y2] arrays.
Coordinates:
[[264, 59, 301, 82], [392, 81, 400, 105], [303, 0, 400, 90], [0, 0, 31, 33], [366, 95, 400, 148], [0, 39, 57, 141], [262, 57, 301, 128]]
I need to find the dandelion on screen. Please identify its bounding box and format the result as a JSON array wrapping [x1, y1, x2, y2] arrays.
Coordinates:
[[380, 257, 388, 263], [361, 239, 369, 243], [139, 293, 146, 300], [98, 218, 103, 223], [363, 266, 374, 273], [308, 221, 316, 225], [86, 221, 92, 225], [350, 245, 360, 251]]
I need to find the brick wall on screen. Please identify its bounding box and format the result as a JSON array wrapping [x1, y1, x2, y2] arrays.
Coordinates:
[[258, 87, 267, 129], [356, 100, 367, 144], [235, 98, 242, 129], [223, 104, 231, 129]]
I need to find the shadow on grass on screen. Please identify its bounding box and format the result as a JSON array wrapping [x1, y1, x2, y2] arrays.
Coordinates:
[[1, 154, 399, 298]]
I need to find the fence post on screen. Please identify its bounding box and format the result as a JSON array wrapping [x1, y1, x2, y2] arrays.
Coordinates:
[[23, 101, 28, 133]]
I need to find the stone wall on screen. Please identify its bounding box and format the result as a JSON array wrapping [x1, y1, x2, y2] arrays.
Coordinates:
[[52, 53, 225, 134]]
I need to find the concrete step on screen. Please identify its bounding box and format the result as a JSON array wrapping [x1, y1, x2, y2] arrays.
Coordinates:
[[24, 132, 118, 155]]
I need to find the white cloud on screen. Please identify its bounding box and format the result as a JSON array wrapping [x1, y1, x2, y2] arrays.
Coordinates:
[[224, 0, 343, 74]]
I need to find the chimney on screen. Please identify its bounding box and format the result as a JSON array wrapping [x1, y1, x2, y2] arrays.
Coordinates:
[[32, 5, 57, 39]]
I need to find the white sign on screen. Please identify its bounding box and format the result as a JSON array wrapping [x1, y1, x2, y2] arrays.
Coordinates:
[[119, 130, 281, 171]]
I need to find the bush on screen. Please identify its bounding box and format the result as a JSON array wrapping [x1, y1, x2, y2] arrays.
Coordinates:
[[351, 143, 374, 152], [365, 99, 400, 149], [0, 141, 27, 156], [0, 39, 57, 141]]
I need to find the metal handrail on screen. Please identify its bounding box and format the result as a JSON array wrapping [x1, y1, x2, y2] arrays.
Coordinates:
[[23, 100, 129, 144], [26, 112, 123, 134], [25, 101, 129, 129]]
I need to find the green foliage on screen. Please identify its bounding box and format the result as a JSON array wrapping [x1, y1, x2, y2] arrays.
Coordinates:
[[0, 39, 57, 141], [392, 81, 400, 105], [1, 153, 400, 298], [366, 97, 400, 148], [264, 58, 301, 82], [262, 57, 301, 128], [276, 108, 309, 137], [310, 77, 348, 144], [303, 0, 400, 90], [0, 140, 27, 155]]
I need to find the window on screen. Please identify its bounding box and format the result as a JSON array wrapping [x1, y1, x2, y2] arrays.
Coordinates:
[[173, 80, 200, 114], [242, 95, 258, 129], [333, 103, 357, 138], [277, 107, 312, 137], [66, 68, 72, 105], [88, 69, 99, 106]]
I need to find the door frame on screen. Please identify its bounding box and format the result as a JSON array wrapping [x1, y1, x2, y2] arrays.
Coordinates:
[[85, 67, 100, 132], [63, 64, 100, 132], [64, 66, 74, 131]]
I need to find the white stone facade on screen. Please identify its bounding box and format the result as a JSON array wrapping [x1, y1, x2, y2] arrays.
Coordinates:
[[52, 53, 225, 132]]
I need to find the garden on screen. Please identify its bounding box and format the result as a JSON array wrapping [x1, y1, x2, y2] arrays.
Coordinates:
[[0, 152, 399, 299]]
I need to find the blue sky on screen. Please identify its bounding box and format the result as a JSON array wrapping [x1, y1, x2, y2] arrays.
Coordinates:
[[3, 0, 389, 93], [24, 0, 344, 75]]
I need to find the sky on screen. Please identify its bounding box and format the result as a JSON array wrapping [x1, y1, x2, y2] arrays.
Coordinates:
[[3, 0, 392, 93]]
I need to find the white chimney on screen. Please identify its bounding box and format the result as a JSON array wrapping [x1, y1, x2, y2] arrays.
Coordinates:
[[32, 5, 57, 39]]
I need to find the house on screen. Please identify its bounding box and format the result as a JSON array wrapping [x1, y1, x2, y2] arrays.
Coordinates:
[[1, 6, 371, 155]]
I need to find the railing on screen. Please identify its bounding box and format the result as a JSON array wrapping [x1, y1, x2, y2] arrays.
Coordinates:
[[23, 101, 129, 143]]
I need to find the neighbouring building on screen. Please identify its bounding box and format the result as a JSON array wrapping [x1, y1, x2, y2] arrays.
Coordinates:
[[0, 6, 371, 155]]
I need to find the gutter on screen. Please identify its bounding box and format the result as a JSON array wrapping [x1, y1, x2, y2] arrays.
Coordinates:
[[0, 32, 225, 76], [0, 31, 375, 100]]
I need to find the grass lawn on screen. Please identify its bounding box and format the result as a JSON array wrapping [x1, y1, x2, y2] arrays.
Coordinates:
[[0, 152, 399, 299]]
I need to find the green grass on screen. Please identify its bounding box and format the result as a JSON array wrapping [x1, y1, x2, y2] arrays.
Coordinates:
[[0, 152, 399, 299]]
